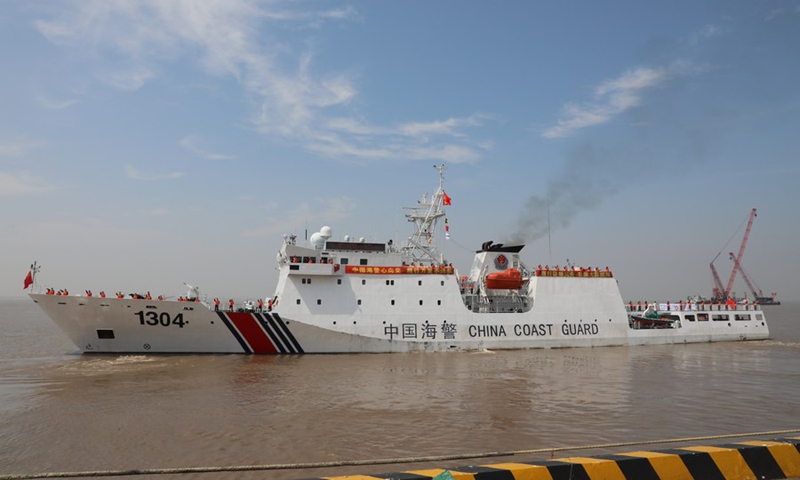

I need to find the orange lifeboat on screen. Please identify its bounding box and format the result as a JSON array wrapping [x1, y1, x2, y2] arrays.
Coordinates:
[[486, 269, 523, 290]]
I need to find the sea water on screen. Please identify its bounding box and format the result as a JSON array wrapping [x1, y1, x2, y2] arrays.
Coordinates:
[[1, 298, 798, 479]]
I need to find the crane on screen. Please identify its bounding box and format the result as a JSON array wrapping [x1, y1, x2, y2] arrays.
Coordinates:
[[728, 252, 781, 305], [709, 253, 726, 300], [709, 207, 757, 302], [723, 208, 757, 297]]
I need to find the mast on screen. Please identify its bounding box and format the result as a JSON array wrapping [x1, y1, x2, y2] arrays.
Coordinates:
[[401, 164, 448, 263]]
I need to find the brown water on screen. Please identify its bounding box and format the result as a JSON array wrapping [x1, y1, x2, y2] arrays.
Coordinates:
[[1, 298, 799, 479]]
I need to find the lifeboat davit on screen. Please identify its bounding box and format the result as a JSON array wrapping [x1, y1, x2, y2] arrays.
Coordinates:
[[486, 269, 523, 290]]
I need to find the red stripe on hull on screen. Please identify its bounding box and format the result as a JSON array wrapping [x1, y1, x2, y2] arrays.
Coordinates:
[[227, 312, 278, 354]]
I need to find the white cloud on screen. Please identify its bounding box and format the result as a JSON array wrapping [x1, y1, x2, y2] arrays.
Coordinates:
[[0, 171, 58, 196], [687, 24, 723, 44], [36, 96, 79, 110], [33, 0, 490, 165], [242, 196, 356, 238], [125, 164, 185, 181], [0, 140, 43, 157], [146, 208, 169, 216], [399, 114, 486, 139], [542, 61, 694, 139], [178, 135, 236, 160]]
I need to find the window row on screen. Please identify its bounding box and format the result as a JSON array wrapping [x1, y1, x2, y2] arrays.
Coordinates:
[[295, 298, 444, 306]]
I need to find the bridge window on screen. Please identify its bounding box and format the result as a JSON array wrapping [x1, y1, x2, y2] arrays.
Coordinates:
[[359, 258, 368, 265], [340, 258, 349, 265], [712, 314, 729, 321]]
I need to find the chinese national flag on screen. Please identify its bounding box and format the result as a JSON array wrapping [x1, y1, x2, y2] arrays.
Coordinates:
[[23, 271, 33, 290], [442, 192, 452, 206]]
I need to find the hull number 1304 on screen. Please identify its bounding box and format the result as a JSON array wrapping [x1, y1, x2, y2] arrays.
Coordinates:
[[135, 311, 186, 328]]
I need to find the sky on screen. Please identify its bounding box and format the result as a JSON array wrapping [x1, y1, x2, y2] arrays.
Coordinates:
[[2, 0, 799, 303]]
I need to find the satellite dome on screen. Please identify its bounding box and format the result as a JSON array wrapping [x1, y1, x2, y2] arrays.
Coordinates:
[[310, 232, 325, 249], [320, 226, 332, 238]]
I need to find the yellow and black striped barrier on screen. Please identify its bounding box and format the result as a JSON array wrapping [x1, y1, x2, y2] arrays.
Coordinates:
[[316, 436, 800, 480]]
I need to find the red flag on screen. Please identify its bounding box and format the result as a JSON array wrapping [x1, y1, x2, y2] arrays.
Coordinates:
[[442, 192, 452, 206], [726, 298, 737, 308], [23, 271, 33, 290]]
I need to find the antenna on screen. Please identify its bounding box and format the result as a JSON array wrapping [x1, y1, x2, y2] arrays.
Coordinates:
[[547, 201, 552, 264]]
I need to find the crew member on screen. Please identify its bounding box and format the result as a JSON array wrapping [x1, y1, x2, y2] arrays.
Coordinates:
[[229, 299, 234, 312], [214, 298, 220, 312]]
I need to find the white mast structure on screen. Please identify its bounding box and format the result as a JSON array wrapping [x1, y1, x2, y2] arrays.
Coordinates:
[[402, 164, 448, 264]]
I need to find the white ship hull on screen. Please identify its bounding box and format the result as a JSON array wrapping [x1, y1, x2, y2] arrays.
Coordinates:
[[28, 165, 769, 354], [30, 272, 768, 354]]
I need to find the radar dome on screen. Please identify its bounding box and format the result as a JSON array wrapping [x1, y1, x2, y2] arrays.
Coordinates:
[[310, 232, 325, 249], [320, 226, 332, 238]]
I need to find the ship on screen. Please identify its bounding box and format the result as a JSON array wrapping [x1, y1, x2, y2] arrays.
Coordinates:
[[28, 165, 769, 354]]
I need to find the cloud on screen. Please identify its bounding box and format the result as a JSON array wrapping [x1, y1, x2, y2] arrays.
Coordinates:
[[242, 195, 356, 238], [125, 164, 185, 181], [261, 5, 358, 25], [0, 171, 59, 196], [542, 60, 695, 139], [146, 208, 169, 216], [687, 24, 723, 44], [33, 0, 489, 165], [315, 114, 489, 163], [0, 139, 43, 157], [178, 135, 236, 160], [398, 114, 486, 139], [36, 96, 79, 110]]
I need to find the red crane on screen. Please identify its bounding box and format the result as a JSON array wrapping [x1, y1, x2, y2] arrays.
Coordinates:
[[709, 254, 726, 300], [728, 251, 781, 305], [729, 252, 759, 299], [723, 208, 757, 299]]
